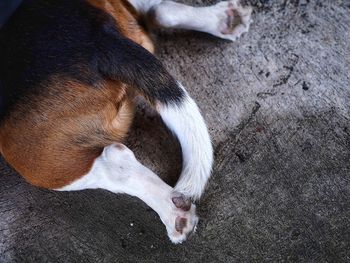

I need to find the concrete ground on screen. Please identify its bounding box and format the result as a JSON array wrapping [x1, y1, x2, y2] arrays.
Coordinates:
[[1, 0, 349, 262]]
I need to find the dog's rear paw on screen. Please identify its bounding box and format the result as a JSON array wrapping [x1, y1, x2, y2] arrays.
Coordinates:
[[209, 0, 252, 41], [163, 193, 198, 244]]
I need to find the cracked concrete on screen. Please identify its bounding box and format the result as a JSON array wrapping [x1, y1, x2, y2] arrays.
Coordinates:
[[1, 0, 350, 262]]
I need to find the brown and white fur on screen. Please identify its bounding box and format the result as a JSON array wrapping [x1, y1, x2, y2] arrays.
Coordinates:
[[0, 0, 252, 243]]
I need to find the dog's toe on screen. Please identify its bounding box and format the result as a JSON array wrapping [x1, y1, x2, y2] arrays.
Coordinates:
[[210, 0, 252, 41], [162, 193, 198, 244]]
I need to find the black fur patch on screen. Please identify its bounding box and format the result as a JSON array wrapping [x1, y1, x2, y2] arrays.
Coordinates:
[[0, 0, 23, 27], [97, 21, 185, 105], [0, 0, 184, 121]]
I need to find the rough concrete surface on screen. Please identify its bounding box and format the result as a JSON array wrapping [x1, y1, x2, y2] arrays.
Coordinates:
[[1, 0, 350, 262]]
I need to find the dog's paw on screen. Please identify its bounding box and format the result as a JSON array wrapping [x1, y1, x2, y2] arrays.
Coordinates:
[[208, 0, 252, 41], [162, 193, 198, 244]]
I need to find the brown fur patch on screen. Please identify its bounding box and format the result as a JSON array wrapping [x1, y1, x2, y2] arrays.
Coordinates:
[[88, 0, 155, 53], [0, 77, 134, 189]]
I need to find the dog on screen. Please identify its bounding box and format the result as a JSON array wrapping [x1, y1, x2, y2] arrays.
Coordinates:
[[0, 0, 251, 243]]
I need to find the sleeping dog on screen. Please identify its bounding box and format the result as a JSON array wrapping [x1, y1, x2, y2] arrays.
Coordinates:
[[0, 0, 251, 243]]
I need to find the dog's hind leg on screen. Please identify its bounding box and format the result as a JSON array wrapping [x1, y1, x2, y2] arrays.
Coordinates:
[[97, 27, 213, 201], [58, 143, 198, 244], [129, 0, 252, 41]]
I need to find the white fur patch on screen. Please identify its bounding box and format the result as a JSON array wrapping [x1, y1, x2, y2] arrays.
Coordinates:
[[150, 0, 252, 42], [158, 84, 213, 200], [128, 0, 162, 13], [57, 144, 198, 244]]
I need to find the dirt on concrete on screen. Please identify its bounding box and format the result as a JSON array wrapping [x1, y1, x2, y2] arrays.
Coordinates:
[[1, 0, 350, 262]]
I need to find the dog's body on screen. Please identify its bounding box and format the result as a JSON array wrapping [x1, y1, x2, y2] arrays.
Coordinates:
[[0, 0, 251, 243]]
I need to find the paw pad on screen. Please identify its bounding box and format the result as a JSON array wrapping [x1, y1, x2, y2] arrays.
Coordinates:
[[172, 194, 191, 211], [175, 217, 188, 234]]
